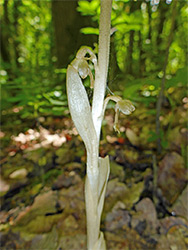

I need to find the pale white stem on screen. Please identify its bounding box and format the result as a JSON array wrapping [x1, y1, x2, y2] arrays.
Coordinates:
[[85, 1, 112, 248], [92, 0, 113, 142], [85, 148, 99, 249]]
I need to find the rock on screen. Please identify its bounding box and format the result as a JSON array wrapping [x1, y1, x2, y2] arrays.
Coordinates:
[[104, 179, 144, 212], [0, 176, 9, 193], [105, 228, 155, 250], [52, 172, 81, 190], [57, 215, 79, 235], [0, 231, 25, 250], [105, 208, 131, 231], [132, 198, 158, 236], [9, 168, 28, 179], [57, 234, 86, 250], [157, 152, 187, 204], [159, 216, 188, 235], [59, 181, 84, 200], [105, 231, 129, 250], [134, 220, 147, 235], [156, 217, 188, 250], [29, 226, 58, 250], [155, 234, 171, 250], [0, 207, 20, 226]]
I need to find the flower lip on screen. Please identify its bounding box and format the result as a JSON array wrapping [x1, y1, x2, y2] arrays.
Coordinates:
[[116, 99, 135, 115]]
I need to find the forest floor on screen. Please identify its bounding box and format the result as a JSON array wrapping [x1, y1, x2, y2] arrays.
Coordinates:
[[0, 101, 187, 250]]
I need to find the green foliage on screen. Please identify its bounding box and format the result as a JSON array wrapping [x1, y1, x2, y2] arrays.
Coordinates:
[[78, 0, 186, 76], [148, 130, 168, 150], [0, 0, 67, 120], [77, 0, 99, 17], [80, 27, 99, 35], [1, 0, 187, 139], [43, 169, 62, 183], [1, 78, 67, 118], [122, 66, 187, 105]]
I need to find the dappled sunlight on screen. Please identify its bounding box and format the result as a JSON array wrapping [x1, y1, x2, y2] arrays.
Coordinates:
[[11, 125, 77, 151]]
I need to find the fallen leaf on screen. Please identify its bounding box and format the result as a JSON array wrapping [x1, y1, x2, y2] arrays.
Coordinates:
[[15, 190, 58, 226], [158, 152, 187, 204], [172, 185, 188, 219]]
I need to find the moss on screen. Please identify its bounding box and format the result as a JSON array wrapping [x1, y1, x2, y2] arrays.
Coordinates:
[[15, 213, 63, 234]]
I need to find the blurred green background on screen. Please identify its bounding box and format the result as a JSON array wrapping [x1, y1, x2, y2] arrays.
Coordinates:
[[1, 0, 187, 124]]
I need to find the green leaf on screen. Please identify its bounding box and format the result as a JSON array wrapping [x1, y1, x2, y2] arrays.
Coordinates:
[[115, 0, 129, 2], [77, 0, 99, 16], [38, 107, 52, 114], [48, 99, 66, 106], [54, 68, 67, 74], [43, 93, 66, 106], [80, 27, 99, 35], [146, 109, 156, 115], [166, 67, 187, 88], [147, 131, 158, 143], [52, 107, 66, 115], [161, 139, 168, 149]]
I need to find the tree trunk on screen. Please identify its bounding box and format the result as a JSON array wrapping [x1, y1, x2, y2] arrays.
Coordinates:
[[147, 1, 152, 41], [156, 1, 168, 48], [138, 0, 145, 77], [125, 0, 138, 75], [1, 0, 10, 64], [52, 0, 97, 68], [108, 35, 120, 85], [13, 0, 21, 68], [126, 29, 134, 75], [138, 30, 145, 77]]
